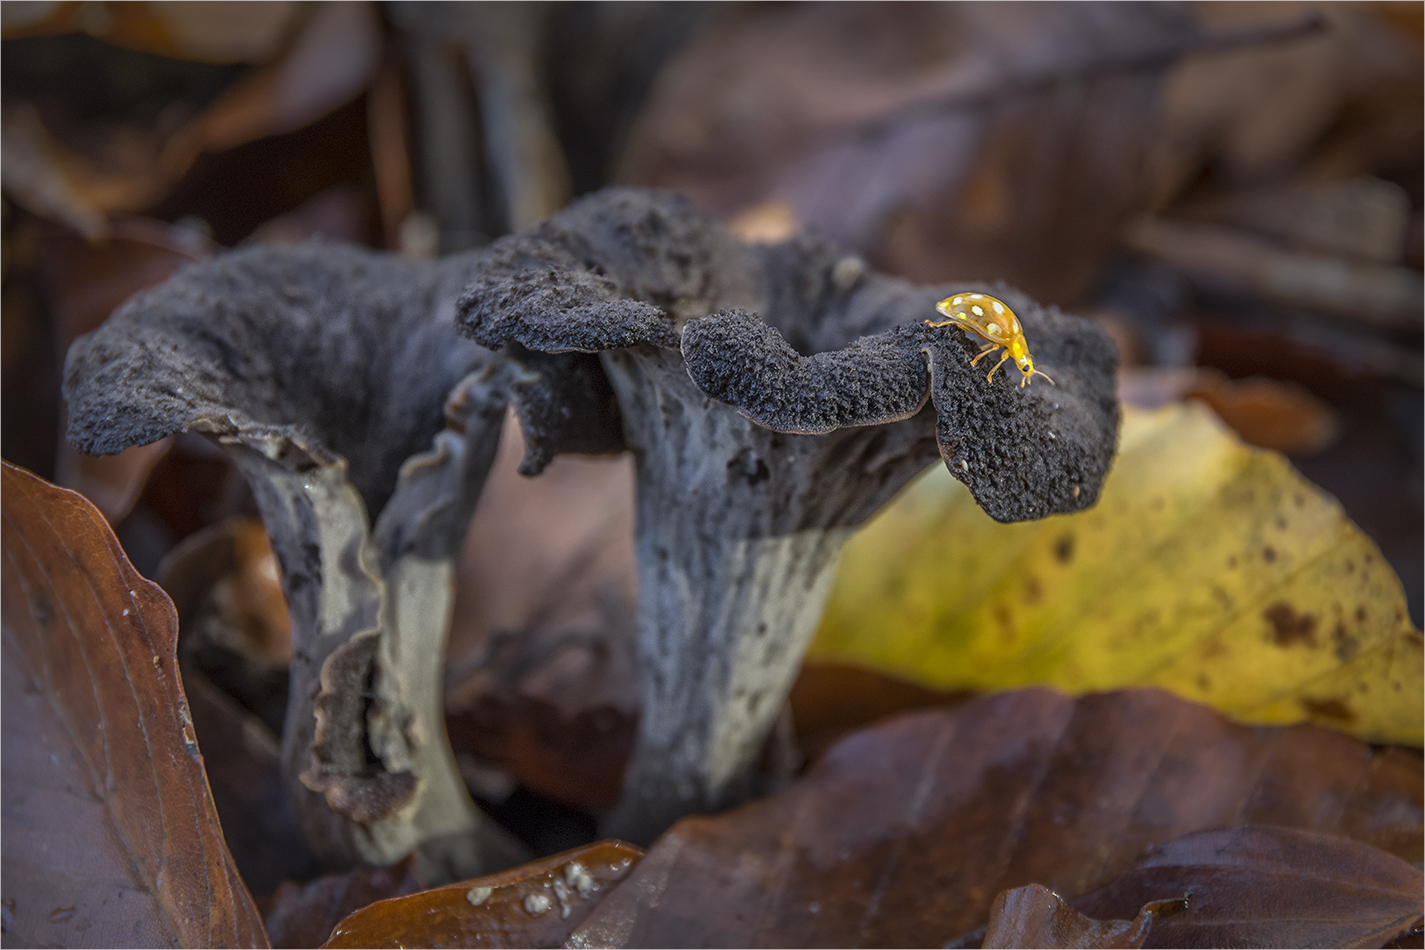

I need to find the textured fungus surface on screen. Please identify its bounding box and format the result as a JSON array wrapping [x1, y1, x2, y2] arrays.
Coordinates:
[[458, 189, 1119, 522], [65, 243, 493, 516], [63, 242, 527, 880], [455, 188, 1120, 843]]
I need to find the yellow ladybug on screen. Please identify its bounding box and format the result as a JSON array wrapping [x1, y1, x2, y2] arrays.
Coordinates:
[[926, 292, 1055, 388]]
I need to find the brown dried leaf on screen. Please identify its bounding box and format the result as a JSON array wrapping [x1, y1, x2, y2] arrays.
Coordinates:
[[0, 1, 302, 64], [445, 696, 634, 816], [0, 461, 267, 947], [183, 673, 316, 899], [1118, 367, 1340, 456], [1073, 827, 1424, 949], [982, 883, 1185, 950], [264, 857, 421, 950], [566, 688, 1421, 948], [444, 417, 638, 813], [1, 2, 379, 227], [321, 841, 643, 949], [788, 660, 971, 763], [1152, 4, 1417, 195], [620, 4, 1193, 302]]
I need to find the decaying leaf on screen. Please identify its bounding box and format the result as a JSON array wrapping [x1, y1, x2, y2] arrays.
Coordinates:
[[0, 2, 380, 231], [1, 1, 303, 64], [0, 461, 267, 947], [1072, 826, 1424, 949], [982, 883, 1184, 949], [181, 672, 316, 899], [564, 688, 1421, 948], [814, 402, 1423, 743], [617, 3, 1195, 304], [788, 660, 970, 762], [444, 415, 639, 815], [264, 856, 421, 950], [1117, 367, 1341, 457], [321, 841, 642, 949]]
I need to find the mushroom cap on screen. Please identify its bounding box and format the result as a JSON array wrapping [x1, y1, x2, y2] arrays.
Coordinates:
[[63, 242, 495, 516], [457, 187, 1119, 522]]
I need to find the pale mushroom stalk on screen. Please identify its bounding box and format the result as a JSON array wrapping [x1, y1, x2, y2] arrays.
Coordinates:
[[599, 345, 938, 839], [62, 244, 531, 880], [455, 189, 1121, 844]]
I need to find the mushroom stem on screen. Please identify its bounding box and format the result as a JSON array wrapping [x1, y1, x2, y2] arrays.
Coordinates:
[[221, 369, 525, 878], [600, 347, 933, 843]]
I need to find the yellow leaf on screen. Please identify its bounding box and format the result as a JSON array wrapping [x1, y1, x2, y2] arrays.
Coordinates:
[[812, 402, 1423, 744]]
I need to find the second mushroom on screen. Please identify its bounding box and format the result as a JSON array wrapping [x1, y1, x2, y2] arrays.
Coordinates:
[[457, 188, 1120, 844]]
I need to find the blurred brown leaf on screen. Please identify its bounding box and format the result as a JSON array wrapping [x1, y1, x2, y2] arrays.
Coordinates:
[[264, 857, 421, 950], [321, 841, 642, 949], [194, 1, 380, 155], [160, 517, 291, 668], [1183, 370, 1340, 456], [1118, 367, 1340, 456], [1153, 3, 1420, 199], [183, 672, 316, 903], [446, 695, 634, 817], [1072, 826, 1424, 949], [1123, 215, 1424, 331], [444, 417, 638, 812], [788, 660, 971, 762], [622, 3, 1209, 303], [448, 417, 637, 680], [0, 460, 267, 947], [0, 1, 302, 64], [1, 2, 380, 230], [155, 517, 308, 895], [982, 883, 1184, 950], [566, 688, 1421, 948], [1170, 175, 1413, 265]]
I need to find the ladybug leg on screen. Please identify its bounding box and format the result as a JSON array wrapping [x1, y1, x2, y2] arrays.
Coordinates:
[[969, 343, 1000, 367], [984, 351, 1011, 382]]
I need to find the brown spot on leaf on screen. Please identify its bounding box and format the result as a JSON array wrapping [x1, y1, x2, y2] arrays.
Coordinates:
[[1054, 533, 1075, 564], [1262, 546, 1277, 563], [993, 603, 1015, 643], [1300, 697, 1356, 723], [1024, 576, 1043, 605], [1332, 624, 1360, 663], [1355, 606, 1368, 624], [1264, 602, 1317, 648]]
